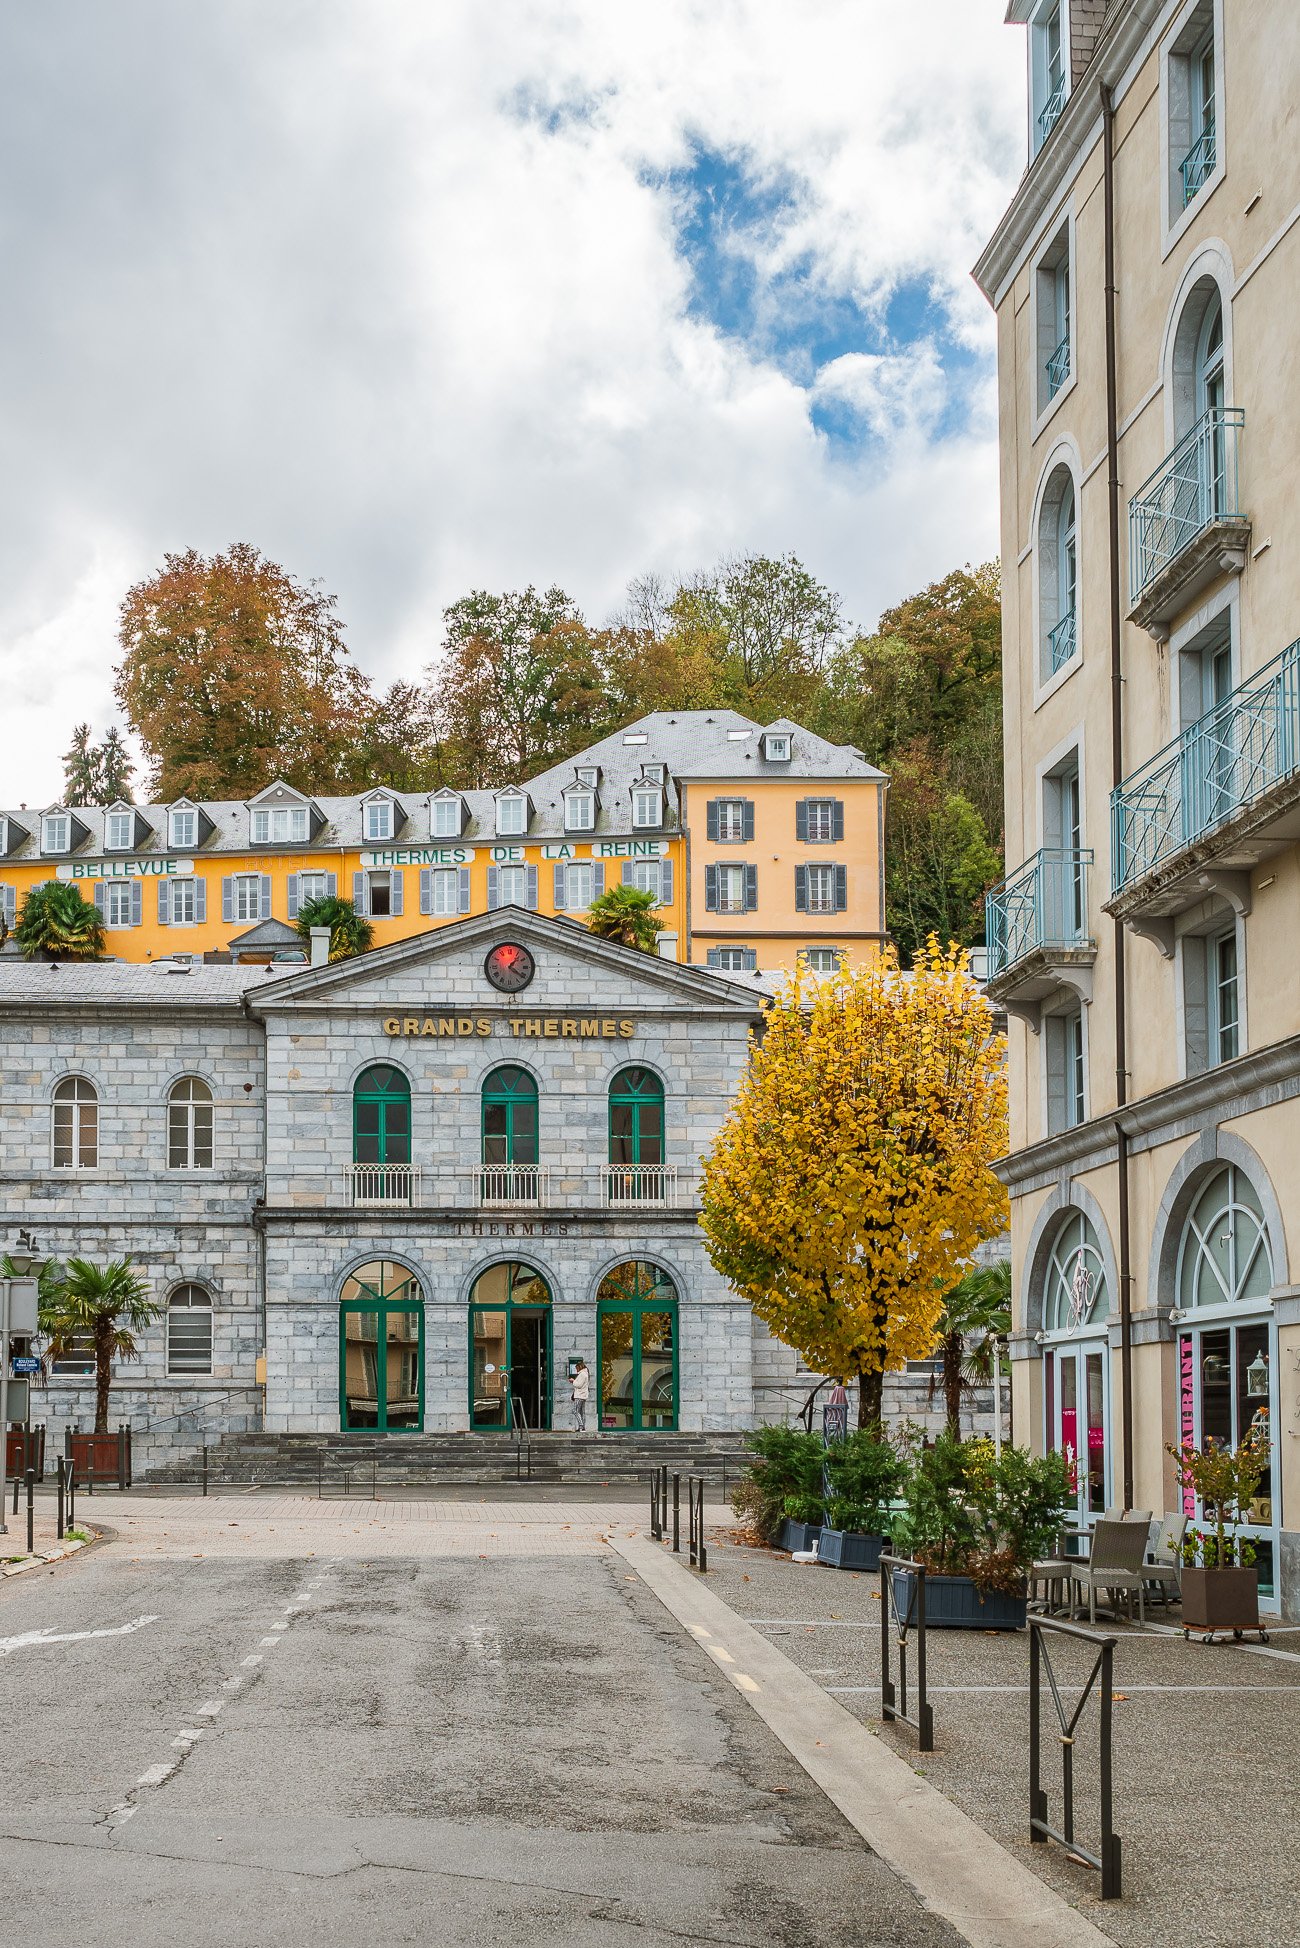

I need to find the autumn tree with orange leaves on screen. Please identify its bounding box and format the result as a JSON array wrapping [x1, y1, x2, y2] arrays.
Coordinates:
[[701, 943, 1008, 1429]]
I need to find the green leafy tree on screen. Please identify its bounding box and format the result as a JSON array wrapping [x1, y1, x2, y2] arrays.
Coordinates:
[[296, 895, 373, 962], [934, 1260, 1011, 1438], [662, 552, 846, 720], [885, 761, 1002, 967], [584, 884, 664, 953], [15, 882, 106, 960], [40, 1257, 161, 1434]]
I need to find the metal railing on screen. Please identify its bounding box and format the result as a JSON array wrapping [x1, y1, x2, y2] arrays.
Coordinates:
[[985, 848, 1092, 980], [1029, 1617, 1122, 1900], [1046, 331, 1071, 400], [600, 1163, 680, 1206], [1038, 75, 1066, 146], [1129, 405, 1244, 601], [1111, 636, 1300, 892], [480, 1164, 548, 1206], [1181, 121, 1216, 206], [346, 1162, 695, 1209], [880, 1553, 933, 1752], [350, 1164, 420, 1206], [1047, 607, 1077, 673]]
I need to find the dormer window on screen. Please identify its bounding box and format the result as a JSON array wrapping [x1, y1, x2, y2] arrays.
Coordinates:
[[42, 814, 71, 855], [496, 793, 526, 837], [575, 766, 599, 788], [642, 763, 666, 784], [1031, 1, 1067, 154], [170, 808, 197, 850], [432, 794, 463, 840], [365, 797, 394, 842], [632, 786, 662, 829], [761, 732, 792, 762], [251, 805, 308, 844], [105, 810, 135, 851], [564, 790, 595, 833]]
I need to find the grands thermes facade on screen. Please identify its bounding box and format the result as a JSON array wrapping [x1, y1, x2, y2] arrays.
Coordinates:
[[0, 910, 796, 1453]]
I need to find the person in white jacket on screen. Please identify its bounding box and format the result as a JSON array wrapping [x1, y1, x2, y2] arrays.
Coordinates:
[[570, 1357, 590, 1432]]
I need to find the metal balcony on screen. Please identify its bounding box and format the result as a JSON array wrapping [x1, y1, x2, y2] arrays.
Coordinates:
[[343, 1162, 693, 1211], [600, 1163, 680, 1207], [1128, 408, 1249, 632], [1047, 608, 1077, 674], [1037, 77, 1066, 148], [1181, 123, 1216, 207], [984, 849, 1096, 1028], [1046, 332, 1071, 401], [1109, 638, 1300, 925]]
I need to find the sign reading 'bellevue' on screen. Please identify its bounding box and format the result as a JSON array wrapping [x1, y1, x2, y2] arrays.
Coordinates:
[[383, 1015, 636, 1039]]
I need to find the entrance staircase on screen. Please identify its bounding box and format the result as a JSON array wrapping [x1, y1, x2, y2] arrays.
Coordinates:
[[147, 1428, 753, 1490]]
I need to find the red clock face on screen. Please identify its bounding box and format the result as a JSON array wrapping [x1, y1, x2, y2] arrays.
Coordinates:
[[484, 941, 535, 993]]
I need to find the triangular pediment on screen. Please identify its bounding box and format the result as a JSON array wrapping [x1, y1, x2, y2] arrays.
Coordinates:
[[248, 906, 765, 1018]]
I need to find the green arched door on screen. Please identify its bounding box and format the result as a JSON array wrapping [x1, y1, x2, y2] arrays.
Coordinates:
[[597, 1261, 678, 1431], [339, 1260, 424, 1432]]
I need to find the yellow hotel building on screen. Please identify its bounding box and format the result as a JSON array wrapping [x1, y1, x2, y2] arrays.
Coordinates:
[[0, 711, 887, 972]]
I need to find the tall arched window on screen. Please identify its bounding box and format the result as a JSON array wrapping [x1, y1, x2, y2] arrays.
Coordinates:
[[1176, 1165, 1271, 1311], [352, 1065, 411, 1204], [597, 1261, 679, 1431], [1042, 1212, 1111, 1332], [1037, 466, 1079, 680], [168, 1076, 213, 1170], [608, 1066, 665, 1202], [1041, 1211, 1112, 1525], [340, 1260, 424, 1432], [167, 1285, 213, 1375], [53, 1076, 97, 1170], [481, 1066, 538, 1202]]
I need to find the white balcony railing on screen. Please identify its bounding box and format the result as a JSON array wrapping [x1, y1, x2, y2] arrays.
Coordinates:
[[600, 1163, 680, 1207], [479, 1164, 549, 1206], [343, 1162, 692, 1210], [350, 1164, 421, 1207]]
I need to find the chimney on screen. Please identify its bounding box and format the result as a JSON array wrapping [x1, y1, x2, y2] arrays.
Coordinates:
[[309, 926, 331, 968]]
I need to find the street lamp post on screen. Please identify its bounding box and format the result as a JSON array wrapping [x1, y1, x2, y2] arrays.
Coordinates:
[[1, 1232, 45, 1537]]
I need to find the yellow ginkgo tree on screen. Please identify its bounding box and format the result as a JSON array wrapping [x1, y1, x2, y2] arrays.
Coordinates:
[[701, 940, 1009, 1429]]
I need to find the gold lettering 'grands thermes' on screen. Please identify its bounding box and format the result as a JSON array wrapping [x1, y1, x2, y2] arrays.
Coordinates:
[[382, 1016, 635, 1039]]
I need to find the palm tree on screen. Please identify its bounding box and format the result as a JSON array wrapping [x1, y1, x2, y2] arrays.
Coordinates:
[[934, 1260, 1011, 1437], [15, 882, 106, 960], [296, 894, 374, 961], [40, 1257, 160, 1434], [585, 884, 664, 953]]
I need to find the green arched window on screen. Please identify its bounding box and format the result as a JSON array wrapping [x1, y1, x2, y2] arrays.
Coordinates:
[[609, 1066, 664, 1167], [482, 1066, 538, 1167], [597, 1260, 678, 1431], [353, 1064, 411, 1167]]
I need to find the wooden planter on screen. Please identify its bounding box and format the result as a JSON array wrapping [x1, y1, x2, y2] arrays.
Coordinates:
[[778, 1519, 823, 1553], [892, 1567, 1027, 1631], [1181, 1565, 1261, 1640], [817, 1528, 887, 1572], [67, 1427, 132, 1489]]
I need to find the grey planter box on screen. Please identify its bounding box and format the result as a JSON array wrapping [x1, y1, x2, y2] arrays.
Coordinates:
[[817, 1529, 887, 1572], [892, 1568, 1026, 1631], [778, 1519, 823, 1553]]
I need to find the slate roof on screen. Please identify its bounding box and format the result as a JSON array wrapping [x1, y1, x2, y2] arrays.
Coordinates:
[[0, 713, 884, 862], [0, 960, 271, 1006]]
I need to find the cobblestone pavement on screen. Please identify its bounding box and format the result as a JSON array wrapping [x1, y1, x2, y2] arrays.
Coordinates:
[[0, 1493, 952, 1948], [700, 1531, 1300, 1948]]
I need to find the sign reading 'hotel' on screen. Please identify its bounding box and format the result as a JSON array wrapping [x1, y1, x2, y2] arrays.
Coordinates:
[[383, 1015, 636, 1039]]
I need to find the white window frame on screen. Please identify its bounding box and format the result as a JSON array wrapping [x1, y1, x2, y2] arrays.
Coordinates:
[[232, 873, 262, 923], [716, 799, 747, 843], [102, 881, 135, 929], [167, 1076, 214, 1170], [298, 871, 328, 908], [367, 870, 394, 918], [563, 862, 595, 910], [432, 796, 462, 839], [365, 798, 394, 841], [251, 805, 308, 845], [1175, 896, 1247, 1079], [169, 877, 198, 926], [1160, 0, 1225, 258], [496, 864, 527, 906], [761, 732, 792, 762], [629, 860, 663, 898], [169, 808, 198, 850], [804, 862, 837, 915], [805, 799, 837, 844], [496, 795, 526, 837], [1029, 0, 1069, 158], [632, 787, 662, 828], [430, 868, 461, 917], [708, 946, 756, 972], [166, 1285, 214, 1376], [52, 1076, 98, 1170], [564, 791, 594, 833], [104, 811, 134, 852], [1031, 210, 1076, 434], [800, 946, 844, 973], [716, 863, 748, 914], [42, 814, 70, 855]]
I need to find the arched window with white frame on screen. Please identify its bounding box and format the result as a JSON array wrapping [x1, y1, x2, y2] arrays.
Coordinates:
[[167, 1285, 214, 1375], [1037, 465, 1079, 682], [1040, 1210, 1112, 1525], [53, 1076, 98, 1170], [168, 1076, 213, 1170]]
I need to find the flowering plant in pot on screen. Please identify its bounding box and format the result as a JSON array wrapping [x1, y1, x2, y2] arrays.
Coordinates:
[[893, 1434, 1070, 1628], [1168, 1435, 1270, 1641], [729, 1425, 827, 1549], [818, 1429, 910, 1571]]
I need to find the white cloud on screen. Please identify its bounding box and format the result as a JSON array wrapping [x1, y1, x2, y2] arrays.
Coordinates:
[[0, 0, 1025, 802]]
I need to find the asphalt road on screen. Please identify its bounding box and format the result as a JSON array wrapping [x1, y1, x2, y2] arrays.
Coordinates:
[[0, 1526, 957, 1947]]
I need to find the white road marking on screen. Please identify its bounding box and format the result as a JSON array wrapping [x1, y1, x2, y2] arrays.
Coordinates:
[[735, 1674, 760, 1693], [195, 1700, 223, 1716], [260, 1636, 281, 1646], [137, 1762, 177, 1786], [0, 1614, 158, 1657], [241, 1653, 262, 1668]]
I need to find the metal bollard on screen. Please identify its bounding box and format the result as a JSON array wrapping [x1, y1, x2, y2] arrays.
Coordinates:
[[56, 1456, 66, 1540], [26, 1468, 35, 1556], [202, 1445, 209, 1498], [672, 1473, 681, 1553]]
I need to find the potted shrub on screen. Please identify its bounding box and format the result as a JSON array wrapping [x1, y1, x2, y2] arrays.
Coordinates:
[[893, 1434, 1070, 1629], [729, 1425, 827, 1550], [1168, 1436, 1271, 1641], [818, 1429, 910, 1571]]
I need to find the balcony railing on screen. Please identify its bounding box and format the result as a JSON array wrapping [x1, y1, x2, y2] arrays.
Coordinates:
[[1129, 407, 1244, 603], [1181, 122, 1216, 206], [344, 1162, 694, 1210], [1047, 608, 1077, 674], [986, 848, 1093, 981], [1111, 638, 1300, 894], [1046, 332, 1071, 400], [1038, 76, 1066, 147]]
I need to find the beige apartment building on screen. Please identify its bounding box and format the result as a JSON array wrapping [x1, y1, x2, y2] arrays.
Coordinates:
[[976, 1, 1300, 1613]]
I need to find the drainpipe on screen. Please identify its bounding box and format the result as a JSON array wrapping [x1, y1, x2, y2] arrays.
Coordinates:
[[1102, 82, 1135, 1510]]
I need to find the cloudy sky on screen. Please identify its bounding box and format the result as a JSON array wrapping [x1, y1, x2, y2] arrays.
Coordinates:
[[0, 2, 1026, 806]]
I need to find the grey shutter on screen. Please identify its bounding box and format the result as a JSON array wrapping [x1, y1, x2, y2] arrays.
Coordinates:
[[744, 865, 757, 911], [420, 868, 433, 916], [260, 874, 272, 919], [743, 947, 757, 971], [553, 862, 567, 910], [705, 865, 718, 912], [93, 882, 106, 918], [659, 857, 673, 905], [592, 864, 605, 901], [458, 867, 472, 913], [352, 871, 368, 916], [222, 876, 234, 923], [742, 801, 755, 842], [130, 881, 143, 927], [795, 800, 808, 842], [0, 885, 13, 926], [622, 862, 634, 886], [795, 865, 808, 912], [706, 800, 719, 841], [1183, 938, 1209, 1076], [487, 866, 500, 910], [194, 878, 207, 922], [157, 879, 170, 925], [526, 864, 539, 911], [325, 872, 337, 899], [833, 800, 845, 842], [390, 870, 404, 917], [1045, 1015, 1068, 1135], [834, 864, 847, 912], [286, 874, 300, 919]]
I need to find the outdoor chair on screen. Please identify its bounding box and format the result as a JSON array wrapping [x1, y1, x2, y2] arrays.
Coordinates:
[[1142, 1512, 1187, 1609], [1071, 1518, 1150, 1625], [1029, 1531, 1077, 1613]]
